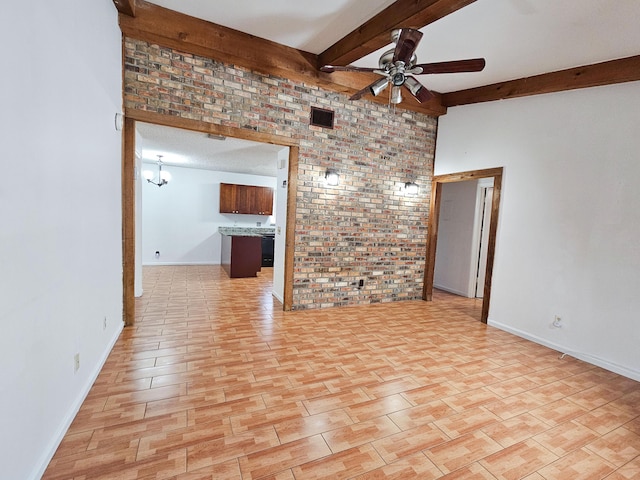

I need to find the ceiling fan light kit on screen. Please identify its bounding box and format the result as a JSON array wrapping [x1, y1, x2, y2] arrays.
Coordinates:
[[320, 28, 485, 106], [390, 85, 403, 104], [370, 77, 390, 97]]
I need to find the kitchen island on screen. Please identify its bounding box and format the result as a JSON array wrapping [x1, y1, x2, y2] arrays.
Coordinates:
[[218, 227, 275, 278]]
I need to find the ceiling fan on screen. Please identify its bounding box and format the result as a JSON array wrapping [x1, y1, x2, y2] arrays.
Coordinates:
[[320, 28, 486, 105]]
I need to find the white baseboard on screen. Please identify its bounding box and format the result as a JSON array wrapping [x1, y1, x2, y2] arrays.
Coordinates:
[[142, 261, 220, 266], [433, 283, 472, 298], [488, 319, 640, 382], [272, 291, 284, 304], [31, 322, 124, 480]]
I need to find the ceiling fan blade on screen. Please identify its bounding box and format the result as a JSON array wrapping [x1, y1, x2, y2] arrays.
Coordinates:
[[411, 58, 486, 75], [321, 65, 383, 74], [350, 77, 389, 100], [404, 76, 433, 103], [393, 28, 423, 65]]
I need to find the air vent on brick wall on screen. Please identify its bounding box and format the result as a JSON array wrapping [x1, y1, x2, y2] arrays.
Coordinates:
[[310, 107, 334, 129]]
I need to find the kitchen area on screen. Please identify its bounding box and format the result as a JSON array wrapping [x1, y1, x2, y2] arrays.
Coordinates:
[[218, 181, 276, 278], [136, 122, 290, 302], [219, 226, 275, 278]]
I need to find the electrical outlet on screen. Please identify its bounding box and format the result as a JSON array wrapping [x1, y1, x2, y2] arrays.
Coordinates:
[[553, 315, 562, 328], [358, 279, 364, 289], [74, 353, 80, 373], [103, 316, 107, 331]]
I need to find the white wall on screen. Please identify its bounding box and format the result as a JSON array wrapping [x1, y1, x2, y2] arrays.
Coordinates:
[[142, 165, 277, 265], [434, 180, 479, 297], [273, 148, 290, 302], [0, 1, 123, 479], [435, 82, 640, 380]]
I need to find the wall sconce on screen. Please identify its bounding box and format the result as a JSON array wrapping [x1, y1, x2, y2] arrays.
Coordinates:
[[143, 155, 171, 187], [325, 169, 340, 186], [404, 181, 419, 196]]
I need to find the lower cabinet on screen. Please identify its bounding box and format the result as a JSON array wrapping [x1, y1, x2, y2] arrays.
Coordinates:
[[220, 234, 262, 278]]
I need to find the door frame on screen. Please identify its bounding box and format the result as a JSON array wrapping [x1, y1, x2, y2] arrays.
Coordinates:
[[423, 167, 503, 323], [122, 109, 299, 325], [473, 185, 494, 298]]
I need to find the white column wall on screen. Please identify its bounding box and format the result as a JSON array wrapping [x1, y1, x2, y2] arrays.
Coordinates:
[[0, 1, 124, 478], [272, 148, 290, 303], [435, 82, 640, 380]]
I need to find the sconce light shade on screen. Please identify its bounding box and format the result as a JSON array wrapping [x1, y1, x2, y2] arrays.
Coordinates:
[[404, 181, 419, 196], [391, 86, 403, 104], [369, 77, 390, 97], [325, 169, 340, 186], [159, 170, 172, 183], [404, 76, 431, 103]]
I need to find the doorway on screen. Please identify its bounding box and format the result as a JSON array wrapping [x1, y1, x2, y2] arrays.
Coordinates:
[[423, 167, 503, 323], [122, 110, 300, 325]]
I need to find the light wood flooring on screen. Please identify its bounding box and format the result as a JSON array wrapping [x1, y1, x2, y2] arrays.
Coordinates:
[[44, 265, 640, 479]]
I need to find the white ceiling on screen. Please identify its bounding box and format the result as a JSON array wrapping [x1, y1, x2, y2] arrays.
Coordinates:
[[138, 0, 640, 175], [147, 0, 640, 93], [136, 123, 286, 177]]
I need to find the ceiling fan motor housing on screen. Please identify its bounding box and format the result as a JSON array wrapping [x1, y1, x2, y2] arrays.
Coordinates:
[[392, 70, 406, 86], [321, 27, 485, 104]]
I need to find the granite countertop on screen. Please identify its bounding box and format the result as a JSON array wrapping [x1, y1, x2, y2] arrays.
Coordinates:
[[218, 227, 276, 237]]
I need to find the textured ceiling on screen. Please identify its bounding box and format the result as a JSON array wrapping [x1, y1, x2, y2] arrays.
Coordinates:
[[136, 123, 286, 177]]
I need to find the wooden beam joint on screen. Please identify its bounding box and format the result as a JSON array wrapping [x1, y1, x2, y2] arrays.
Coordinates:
[[319, 0, 478, 68], [119, 1, 447, 116], [113, 0, 136, 17]]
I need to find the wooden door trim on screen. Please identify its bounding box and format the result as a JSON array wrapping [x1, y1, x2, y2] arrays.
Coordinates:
[[422, 167, 503, 324], [122, 117, 136, 326], [283, 146, 299, 311], [121, 111, 299, 325]]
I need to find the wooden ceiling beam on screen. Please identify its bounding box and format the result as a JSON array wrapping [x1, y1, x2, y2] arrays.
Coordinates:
[[318, 0, 477, 68], [442, 55, 640, 107], [118, 1, 447, 116], [112, 0, 135, 17]]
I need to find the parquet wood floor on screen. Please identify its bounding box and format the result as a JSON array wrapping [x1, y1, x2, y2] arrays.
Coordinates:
[[44, 265, 640, 479]]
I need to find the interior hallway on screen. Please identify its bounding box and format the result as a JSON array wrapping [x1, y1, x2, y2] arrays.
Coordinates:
[[44, 265, 640, 479]]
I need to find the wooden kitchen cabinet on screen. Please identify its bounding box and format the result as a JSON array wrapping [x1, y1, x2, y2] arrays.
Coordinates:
[[254, 186, 273, 215], [219, 183, 239, 213], [220, 183, 273, 215]]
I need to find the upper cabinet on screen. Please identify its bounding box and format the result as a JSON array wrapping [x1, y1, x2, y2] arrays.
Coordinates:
[[220, 183, 273, 215]]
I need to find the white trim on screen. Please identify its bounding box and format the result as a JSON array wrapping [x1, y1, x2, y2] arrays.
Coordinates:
[[467, 183, 486, 297], [433, 283, 470, 298], [31, 322, 125, 480], [142, 261, 220, 266], [488, 319, 640, 382], [272, 291, 284, 304]]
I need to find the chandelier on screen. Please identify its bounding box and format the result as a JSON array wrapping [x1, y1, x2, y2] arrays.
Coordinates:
[[143, 155, 171, 187]]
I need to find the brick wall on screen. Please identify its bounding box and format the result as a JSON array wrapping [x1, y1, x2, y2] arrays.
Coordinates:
[[124, 38, 437, 309]]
